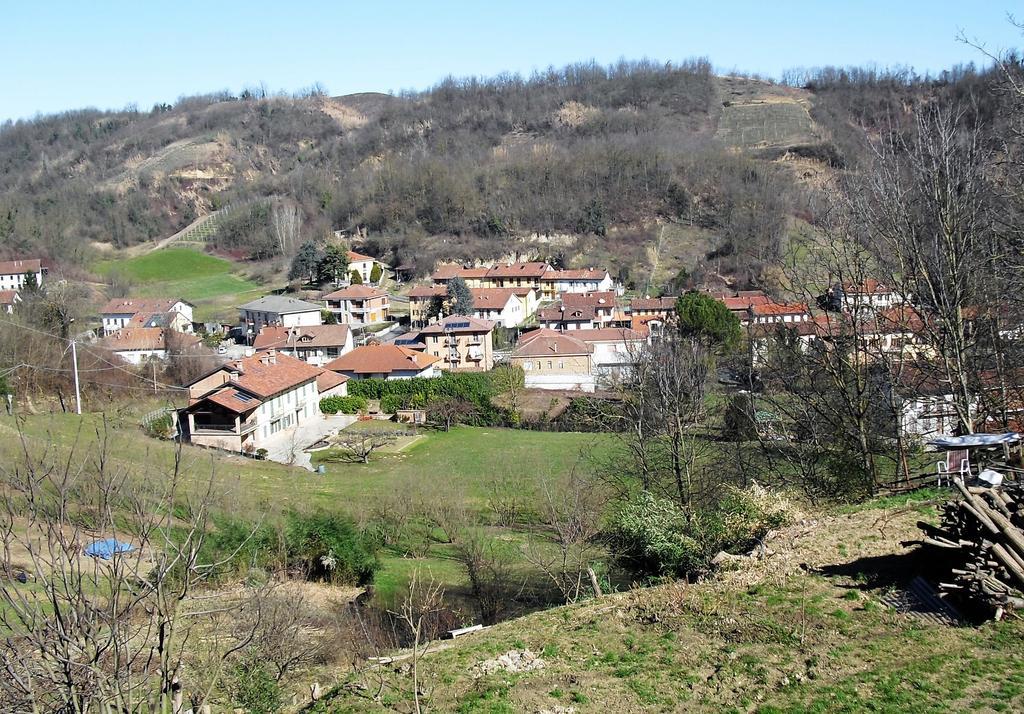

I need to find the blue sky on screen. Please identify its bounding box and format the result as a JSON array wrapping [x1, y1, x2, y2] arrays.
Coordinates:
[[2, 1, 1021, 122]]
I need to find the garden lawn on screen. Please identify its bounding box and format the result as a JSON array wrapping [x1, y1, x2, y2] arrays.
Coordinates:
[[93, 247, 264, 322]]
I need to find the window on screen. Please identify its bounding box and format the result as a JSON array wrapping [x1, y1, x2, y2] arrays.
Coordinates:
[[547, 360, 553, 369], [523, 362, 531, 371], [536, 361, 542, 370]]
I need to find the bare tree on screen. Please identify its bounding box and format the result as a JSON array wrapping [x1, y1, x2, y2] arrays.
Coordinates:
[[522, 469, 607, 603], [389, 570, 445, 714], [271, 201, 302, 256], [453, 531, 520, 625], [426, 397, 476, 432], [327, 429, 401, 464], [0, 420, 261, 712]]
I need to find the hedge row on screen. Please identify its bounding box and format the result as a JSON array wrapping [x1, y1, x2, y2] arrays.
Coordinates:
[[348, 373, 509, 425], [320, 395, 368, 414]]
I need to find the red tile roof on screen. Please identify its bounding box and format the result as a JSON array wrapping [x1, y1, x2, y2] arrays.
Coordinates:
[[751, 301, 809, 316], [347, 250, 375, 262], [722, 294, 771, 311], [538, 305, 597, 322], [485, 262, 552, 279], [0, 290, 18, 305], [630, 296, 676, 311], [206, 387, 262, 414], [216, 351, 322, 398], [316, 369, 349, 393], [470, 288, 520, 309], [254, 324, 352, 350], [562, 291, 617, 307], [407, 285, 448, 299], [322, 285, 389, 300], [842, 278, 891, 295], [98, 328, 199, 352], [513, 329, 592, 357], [431, 265, 490, 281], [325, 344, 441, 375], [0, 259, 42, 275], [101, 297, 191, 315]]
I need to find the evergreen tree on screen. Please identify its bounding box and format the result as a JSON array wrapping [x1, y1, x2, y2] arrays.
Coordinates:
[[675, 292, 741, 350], [370, 262, 383, 284], [288, 241, 323, 284], [350, 269, 363, 285], [317, 244, 350, 285], [446, 276, 474, 316]]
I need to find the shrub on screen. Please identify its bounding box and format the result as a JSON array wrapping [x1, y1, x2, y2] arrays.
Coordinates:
[[348, 372, 508, 425], [284, 511, 380, 585], [229, 656, 281, 714], [320, 395, 368, 414], [197, 517, 282, 580], [606, 486, 794, 578]]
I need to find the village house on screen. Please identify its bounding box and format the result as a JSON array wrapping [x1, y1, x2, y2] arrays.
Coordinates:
[[630, 295, 676, 321], [253, 324, 354, 367], [98, 327, 201, 366], [538, 268, 616, 299], [407, 285, 447, 327], [538, 305, 601, 331], [0, 259, 46, 292], [470, 288, 538, 328], [325, 344, 442, 380], [322, 285, 390, 326], [239, 295, 323, 333], [574, 327, 649, 384], [832, 278, 904, 314], [101, 298, 195, 335], [347, 250, 385, 285], [181, 350, 344, 455], [419, 314, 496, 371], [748, 301, 811, 325], [510, 329, 595, 392], [709, 290, 772, 325], [430, 265, 491, 288], [0, 290, 21, 314], [561, 291, 617, 323]]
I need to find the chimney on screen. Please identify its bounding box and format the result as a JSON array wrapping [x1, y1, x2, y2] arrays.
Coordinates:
[[268, 348, 276, 364]]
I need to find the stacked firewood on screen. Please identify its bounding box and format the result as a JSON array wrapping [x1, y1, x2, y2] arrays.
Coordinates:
[[916, 479, 1024, 619]]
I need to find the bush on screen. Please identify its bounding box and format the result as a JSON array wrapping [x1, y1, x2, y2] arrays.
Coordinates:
[[229, 656, 281, 714], [284, 511, 380, 585], [320, 395, 368, 414], [349, 373, 508, 425], [606, 486, 794, 578], [197, 517, 282, 580]]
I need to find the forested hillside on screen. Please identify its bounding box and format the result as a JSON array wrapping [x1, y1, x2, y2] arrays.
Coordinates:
[[0, 58, 1011, 289]]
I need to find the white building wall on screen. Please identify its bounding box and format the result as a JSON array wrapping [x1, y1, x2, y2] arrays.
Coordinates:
[[0, 269, 44, 291]]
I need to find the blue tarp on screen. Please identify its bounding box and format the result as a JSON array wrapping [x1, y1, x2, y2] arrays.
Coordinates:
[[84, 539, 135, 559]]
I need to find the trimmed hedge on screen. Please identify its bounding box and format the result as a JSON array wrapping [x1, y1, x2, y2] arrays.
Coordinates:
[[320, 395, 368, 414], [348, 373, 509, 425]]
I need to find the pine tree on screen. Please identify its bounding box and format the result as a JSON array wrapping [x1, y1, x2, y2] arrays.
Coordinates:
[[446, 276, 474, 316], [317, 244, 350, 285], [288, 241, 323, 284], [370, 262, 383, 284]]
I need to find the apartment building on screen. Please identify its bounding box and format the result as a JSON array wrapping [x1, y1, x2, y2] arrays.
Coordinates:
[[418, 315, 496, 372], [322, 285, 390, 325]]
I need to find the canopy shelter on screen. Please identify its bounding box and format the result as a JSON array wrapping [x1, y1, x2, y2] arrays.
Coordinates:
[[928, 433, 1021, 450]]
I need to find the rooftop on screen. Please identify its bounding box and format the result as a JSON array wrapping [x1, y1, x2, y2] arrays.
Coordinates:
[[322, 285, 389, 300], [214, 350, 322, 398], [254, 324, 352, 350], [239, 295, 324, 315], [98, 327, 199, 352], [419, 314, 496, 334], [513, 329, 592, 357], [101, 297, 192, 315], [540, 268, 610, 281], [0, 259, 42, 275], [325, 344, 441, 375]]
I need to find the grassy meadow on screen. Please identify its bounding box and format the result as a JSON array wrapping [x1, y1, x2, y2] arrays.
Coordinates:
[[0, 410, 617, 608], [93, 247, 265, 322]]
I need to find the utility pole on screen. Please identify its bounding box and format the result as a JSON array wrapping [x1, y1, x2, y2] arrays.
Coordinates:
[[70, 339, 82, 415]]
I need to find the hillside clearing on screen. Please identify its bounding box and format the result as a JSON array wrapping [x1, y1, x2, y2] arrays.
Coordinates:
[[93, 247, 264, 321]]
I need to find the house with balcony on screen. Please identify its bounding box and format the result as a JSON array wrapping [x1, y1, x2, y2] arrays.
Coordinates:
[[574, 327, 649, 384], [181, 349, 341, 455], [0, 259, 46, 292], [538, 305, 600, 331], [418, 315, 496, 371], [101, 297, 195, 335], [253, 324, 354, 366], [238, 295, 323, 333], [325, 344, 441, 380], [322, 285, 390, 325], [510, 329, 595, 392]]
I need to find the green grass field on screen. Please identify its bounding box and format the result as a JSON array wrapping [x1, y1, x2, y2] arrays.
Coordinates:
[[94, 247, 264, 322]]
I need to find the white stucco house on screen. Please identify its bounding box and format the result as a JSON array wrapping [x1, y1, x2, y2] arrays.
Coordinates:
[[100, 298, 195, 335], [0, 259, 46, 291], [239, 295, 324, 333]]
